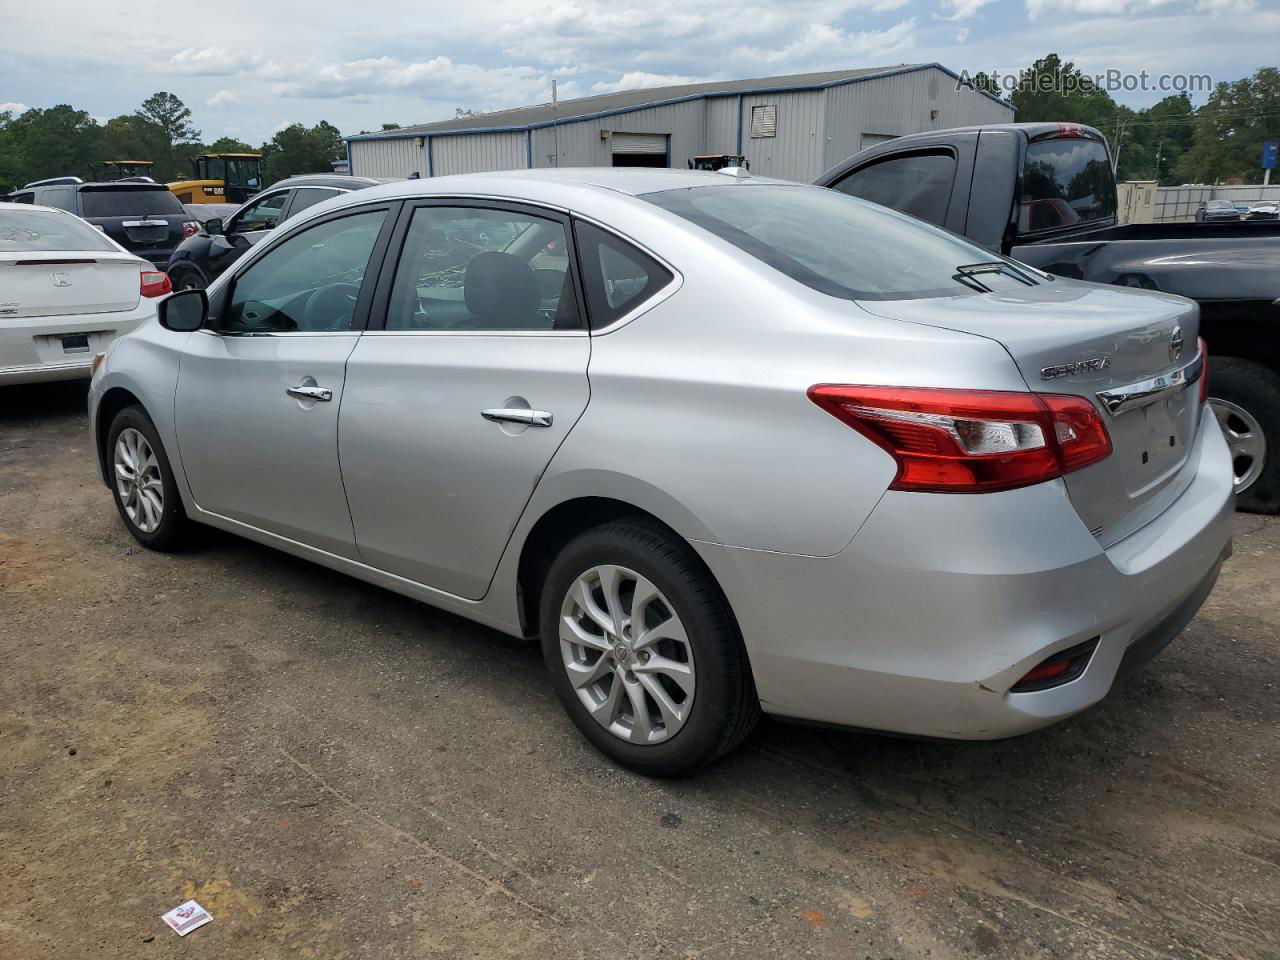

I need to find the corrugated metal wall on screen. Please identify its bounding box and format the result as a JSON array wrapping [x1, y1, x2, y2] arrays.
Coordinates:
[[350, 67, 1015, 182], [431, 132, 527, 176], [349, 137, 425, 178], [823, 67, 1013, 172], [740, 90, 826, 182]]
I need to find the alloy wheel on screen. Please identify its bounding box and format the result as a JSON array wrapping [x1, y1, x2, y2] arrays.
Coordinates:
[[113, 427, 164, 533], [1210, 398, 1267, 494], [559, 564, 696, 744]]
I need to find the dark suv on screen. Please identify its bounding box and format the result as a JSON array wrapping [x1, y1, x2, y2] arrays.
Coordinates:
[[165, 175, 388, 290], [7, 178, 196, 266]]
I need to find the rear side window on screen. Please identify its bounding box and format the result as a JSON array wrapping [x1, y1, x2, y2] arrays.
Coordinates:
[[573, 221, 672, 327], [645, 184, 1013, 301], [80, 188, 184, 218], [288, 188, 341, 217], [1019, 137, 1116, 234], [0, 208, 116, 252], [831, 151, 955, 227]]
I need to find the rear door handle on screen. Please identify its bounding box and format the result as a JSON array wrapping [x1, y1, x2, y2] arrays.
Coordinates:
[[481, 407, 553, 428], [287, 385, 333, 402]]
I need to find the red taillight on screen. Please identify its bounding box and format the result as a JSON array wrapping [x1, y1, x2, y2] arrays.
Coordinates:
[[807, 385, 1113, 493], [1198, 337, 1208, 405], [182, 220, 199, 238], [140, 270, 173, 298]]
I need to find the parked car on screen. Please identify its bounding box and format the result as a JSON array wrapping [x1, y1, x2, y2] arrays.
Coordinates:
[[1196, 200, 1241, 222], [166, 175, 387, 291], [6, 178, 196, 267], [1243, 201, 1279, 221], [89, 169, 1233, 775], [816, 122, 1280, 512], [0, 204, 170, 385]]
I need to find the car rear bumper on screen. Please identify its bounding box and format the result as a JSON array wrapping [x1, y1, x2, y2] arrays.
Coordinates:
[[695, 411, 1235, 739], [0, 306, 153, 385]]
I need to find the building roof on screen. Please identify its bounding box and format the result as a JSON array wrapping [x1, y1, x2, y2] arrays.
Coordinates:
[[348, 63, 1009, 142]]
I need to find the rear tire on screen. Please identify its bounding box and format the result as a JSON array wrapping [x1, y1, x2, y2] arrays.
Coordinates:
[[169, 266, 206, 292], [539, 519, 759, 777], [106, 406, 191, 551], [1208, 356, 1280, 513]]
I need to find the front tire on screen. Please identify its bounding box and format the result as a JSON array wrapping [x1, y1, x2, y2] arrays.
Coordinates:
[[1208, 357, 1280, 513], [169, 266, 206, 292], [107, 406, 190, 550], [539, 519, 759, 777]]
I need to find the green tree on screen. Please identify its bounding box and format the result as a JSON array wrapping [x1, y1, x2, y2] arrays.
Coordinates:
[[0, 105, 101, 190], [1008, 54, 1119, 130], [1177, 67, 1280, 183], [259, 121, 345, 184], [207, 136, 256, 153], [98, 115, 167, 171], [137, 91, 200, 145]]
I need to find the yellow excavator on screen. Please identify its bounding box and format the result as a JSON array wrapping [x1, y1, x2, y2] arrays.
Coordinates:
[[168, 153, 263, 204], [99, 160, 156, 181]]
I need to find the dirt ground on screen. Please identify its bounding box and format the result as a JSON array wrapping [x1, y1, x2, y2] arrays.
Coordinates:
[[1, 379, 1277, 960]]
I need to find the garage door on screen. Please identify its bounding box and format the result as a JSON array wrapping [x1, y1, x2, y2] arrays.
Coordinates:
[[860, 133, 898, 150], [611, 133, 668, 155]]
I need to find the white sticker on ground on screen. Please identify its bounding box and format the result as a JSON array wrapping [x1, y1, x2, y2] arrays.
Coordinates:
[[161, 900, 213, 937]]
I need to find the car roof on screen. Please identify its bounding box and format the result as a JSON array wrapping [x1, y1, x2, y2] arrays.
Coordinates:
[[269, 174, 390, 190], [1, 202, 77, 215]]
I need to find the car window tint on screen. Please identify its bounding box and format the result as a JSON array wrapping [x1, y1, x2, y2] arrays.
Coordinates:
[[1019, 138, 1116, 234], [831, 152, 955, 227], [0, 208, 116, 252], [385, 206, 579, 332], [224, 210, 386, 333], [289, 188, 341, 217], [235, 192, 289, 232], [645, 184, 1018, 301], [79, 188, 184, 217], [574, 221, 672, 326]]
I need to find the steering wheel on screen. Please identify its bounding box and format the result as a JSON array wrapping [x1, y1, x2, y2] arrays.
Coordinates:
[[302, 282, 361, 331]]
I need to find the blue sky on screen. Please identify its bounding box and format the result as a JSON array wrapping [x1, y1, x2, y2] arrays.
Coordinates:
[[1, 0, 1272, 145]]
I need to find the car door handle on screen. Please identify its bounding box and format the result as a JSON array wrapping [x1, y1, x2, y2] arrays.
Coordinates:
[[481, 407, 553, 428], [286, 385, 333, 402]]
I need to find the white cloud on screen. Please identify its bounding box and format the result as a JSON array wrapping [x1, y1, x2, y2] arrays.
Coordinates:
[[590, 71, 712, 94], [0, 101, 28, 114], [1024, 0, 1183, 19], [169, 46, 268, 75], [731, 18, 917, 67], [955, 26, 972, 41], [938, 0, 995, 19], [206, 89, 238, 107]]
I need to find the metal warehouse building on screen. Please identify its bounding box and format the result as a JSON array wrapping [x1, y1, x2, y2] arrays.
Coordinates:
[[346, 63, 1012, 183]]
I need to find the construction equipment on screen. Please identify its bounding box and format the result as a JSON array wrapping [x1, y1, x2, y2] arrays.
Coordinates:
[[168, 153, 263, 205], [689, 154, 748, 172]]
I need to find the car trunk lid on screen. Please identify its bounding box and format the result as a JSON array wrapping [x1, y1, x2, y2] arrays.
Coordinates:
[[0, 252, 142, 317], [856, 278, 1203, 543]]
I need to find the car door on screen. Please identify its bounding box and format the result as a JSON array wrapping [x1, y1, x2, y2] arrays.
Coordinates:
[[339, 200, 591, 599], [174, 202, 396, 557]]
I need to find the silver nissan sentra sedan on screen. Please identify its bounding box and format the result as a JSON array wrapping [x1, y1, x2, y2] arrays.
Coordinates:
[[88, 168, 1234, 776]]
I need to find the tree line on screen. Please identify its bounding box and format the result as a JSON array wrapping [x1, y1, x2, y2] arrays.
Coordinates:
[[971, 56, 1280, 185], [0, 92, 347, 193]]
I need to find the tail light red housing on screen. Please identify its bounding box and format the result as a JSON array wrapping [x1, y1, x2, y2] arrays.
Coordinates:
[[182, 220, 200, 238], [808, 385, 1112, 493], [140, 270, 173, 298]]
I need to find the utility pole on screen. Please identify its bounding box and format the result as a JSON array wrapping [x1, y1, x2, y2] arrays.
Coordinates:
[[1112, 119, 1125, 176], [1154, 137, 1165, 184], [550, 79, 559, 168]]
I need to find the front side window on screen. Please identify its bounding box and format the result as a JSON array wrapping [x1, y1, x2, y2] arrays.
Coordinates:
[[645, 184, 1026, 301], [233, 192, 288, 232], [574, 221, 673, 326], [385, 206, 578, 331], [224, 209, 386, 333], [832, 151, 956, 227], [1019, 137, 1116, 235]]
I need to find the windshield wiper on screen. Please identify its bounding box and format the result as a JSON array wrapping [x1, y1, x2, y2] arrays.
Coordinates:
[[951, 260, 1038, 293]]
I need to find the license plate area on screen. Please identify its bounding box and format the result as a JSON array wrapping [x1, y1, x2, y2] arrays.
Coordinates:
[[61, 334, 91, 354], [1110, 384, 1197, 494]]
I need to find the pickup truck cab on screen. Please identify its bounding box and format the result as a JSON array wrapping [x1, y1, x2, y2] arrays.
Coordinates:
[[816, 122, 1280, 512]]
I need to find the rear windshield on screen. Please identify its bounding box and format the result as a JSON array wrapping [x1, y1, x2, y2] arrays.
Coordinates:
[[644, 184, 1022, 300], [0, 208, 116, 252], [1019, 137, 1117, 234], [80, 187, 184, 218]]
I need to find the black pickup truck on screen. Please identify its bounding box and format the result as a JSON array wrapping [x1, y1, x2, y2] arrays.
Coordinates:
[[816, 122, 1280, 513]]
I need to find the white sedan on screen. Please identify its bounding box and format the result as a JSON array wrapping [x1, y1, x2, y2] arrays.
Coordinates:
[[1, 203, 172, 385]]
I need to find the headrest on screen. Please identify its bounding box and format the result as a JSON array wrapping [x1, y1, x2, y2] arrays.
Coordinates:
[[463, 251, 541, 327]]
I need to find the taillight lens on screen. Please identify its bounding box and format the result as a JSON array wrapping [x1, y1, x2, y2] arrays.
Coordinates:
[[808, 385, 1113, 493], [182, 220, 199, 238], [1198, 337, 1208, 404], [140, 270, 173, 298]]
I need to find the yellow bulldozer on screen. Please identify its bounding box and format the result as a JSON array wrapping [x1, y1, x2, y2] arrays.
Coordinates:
[[167, 153, 264, 205]]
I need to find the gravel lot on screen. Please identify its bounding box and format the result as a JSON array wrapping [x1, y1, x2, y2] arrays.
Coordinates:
[[2, 379, 1277, 960]]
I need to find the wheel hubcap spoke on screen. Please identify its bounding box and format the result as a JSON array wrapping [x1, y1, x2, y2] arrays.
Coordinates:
[[113, 428, 164, 534], [1209, 398, 1267, 493], [559, 563, 696, 745]]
